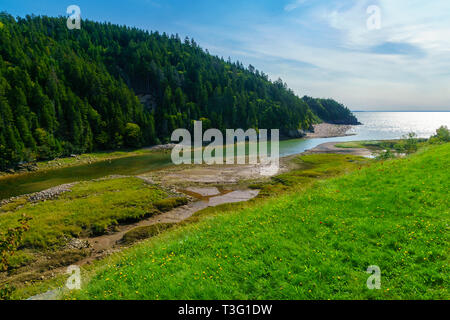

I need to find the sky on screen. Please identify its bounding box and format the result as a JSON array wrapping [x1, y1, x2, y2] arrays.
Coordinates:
[[2, 0, 450, 111]]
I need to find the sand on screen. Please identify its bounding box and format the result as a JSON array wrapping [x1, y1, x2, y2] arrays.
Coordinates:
[[306, 123, 355, 138]]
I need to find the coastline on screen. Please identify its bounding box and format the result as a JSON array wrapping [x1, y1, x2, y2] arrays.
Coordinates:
[[303, 141, 373, 157], [306, 123, 355, 138], [0, 123, 355, 179], [1, 125, 373, 299]]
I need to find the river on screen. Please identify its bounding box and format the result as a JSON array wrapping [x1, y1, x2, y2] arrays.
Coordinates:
[[1, 112, 448, 200]]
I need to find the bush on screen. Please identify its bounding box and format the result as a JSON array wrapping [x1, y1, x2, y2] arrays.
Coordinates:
[[429, 126, 450, 144], [376, 149, 395, 160], [0, 215, 31, 271], [0, 215, 31, 300], [124, 123, 143, 148], [396, 132, 418, 155]]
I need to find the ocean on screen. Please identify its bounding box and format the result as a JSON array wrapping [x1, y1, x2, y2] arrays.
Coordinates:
[[278, 112, 450, 157]]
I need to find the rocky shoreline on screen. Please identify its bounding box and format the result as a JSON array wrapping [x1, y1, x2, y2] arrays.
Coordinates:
[[0, 182, 78, 207], [306, 123, 355, 138]]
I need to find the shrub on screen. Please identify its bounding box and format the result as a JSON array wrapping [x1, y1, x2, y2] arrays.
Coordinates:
[[429, 126, 450, 144], [124, 123, 142, 148], [376, 149, 395, 160], [396, 132, 418, 155], [0, 215, 31, 271], [0, 215, 31, 300]]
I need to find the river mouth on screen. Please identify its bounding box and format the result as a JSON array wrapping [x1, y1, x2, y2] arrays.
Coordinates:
[[2, 113, 448, 201], [0, 131, 366, 201]]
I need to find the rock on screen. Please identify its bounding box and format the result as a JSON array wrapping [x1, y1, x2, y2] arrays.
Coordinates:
[[65, 238, 90, 250], [186, 187, 221, 197], [148, 144, 176, 151], [280, 129, 308, 139], [27, 183, 77, 202], [27, 164, 39, 171], [138, 94, 157, 112]]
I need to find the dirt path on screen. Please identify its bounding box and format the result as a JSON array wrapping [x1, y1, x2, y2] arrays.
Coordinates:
[[77, 188, 259, 265]]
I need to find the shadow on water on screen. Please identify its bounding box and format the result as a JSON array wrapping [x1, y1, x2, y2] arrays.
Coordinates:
[[0, 152, 173, 200], [3, 112, 448, 200], [0, 138, 346, 200]]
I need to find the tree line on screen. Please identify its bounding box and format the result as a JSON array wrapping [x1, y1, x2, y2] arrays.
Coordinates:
[[0, 13, 359, 170]]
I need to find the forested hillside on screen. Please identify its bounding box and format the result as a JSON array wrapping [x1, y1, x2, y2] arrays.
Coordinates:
[[0, 13, 358, 170], [302, 96, 360, 125]]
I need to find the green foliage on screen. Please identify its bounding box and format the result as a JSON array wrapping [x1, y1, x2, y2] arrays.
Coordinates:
[[396, 132, 419, 155], [124, 123, 142, 148], [0, 215, 31, 271], [376, 149, 395, 160], [0, 284, 14, 300], [70, 143, 449, 300], [334, 142, 365, 149], [0, 177, 170, 249], [429, 126, 450, 144], [302, 96, 360, 125], [0, 13, 357, 170], [0, 214, 31, 300]]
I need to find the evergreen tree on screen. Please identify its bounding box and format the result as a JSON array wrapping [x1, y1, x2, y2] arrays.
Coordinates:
[[0, 13, 358, 170]]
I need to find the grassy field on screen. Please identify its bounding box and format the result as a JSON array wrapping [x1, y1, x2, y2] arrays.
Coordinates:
[[335, 139, 428, 151], [4, 152, 369, 299], [334, 140, 398, 149], [0, 175, 191, 299], [0, 177, 191, 292], [67, 143, 449, 300], [0, 177, 179, 250]]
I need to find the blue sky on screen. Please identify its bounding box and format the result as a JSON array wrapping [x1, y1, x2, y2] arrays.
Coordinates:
[[2, 0, 450, 111]]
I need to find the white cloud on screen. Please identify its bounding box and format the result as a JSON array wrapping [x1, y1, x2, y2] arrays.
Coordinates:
[[185, 0, 450, 110], [284, 0, 309, 12]]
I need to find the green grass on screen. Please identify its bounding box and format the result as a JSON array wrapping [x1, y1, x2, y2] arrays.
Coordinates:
[[335, 140, 429, 152], [69, 143, 449, 300], [335, 142, 367, 149], [0, 177, 178, 249], [255, 153, 368, 197], [335, 140, 396, 149]]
